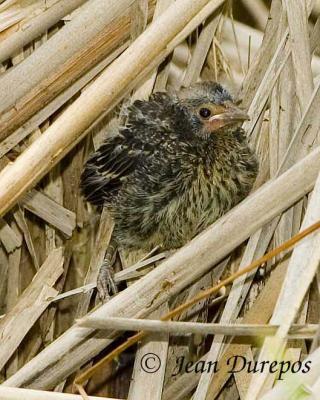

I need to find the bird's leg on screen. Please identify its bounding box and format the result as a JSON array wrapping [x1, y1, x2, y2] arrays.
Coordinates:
[[97, 239, 118, 301]]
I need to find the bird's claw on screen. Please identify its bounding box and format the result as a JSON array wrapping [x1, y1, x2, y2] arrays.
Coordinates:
[[97, 262, 118, 302]]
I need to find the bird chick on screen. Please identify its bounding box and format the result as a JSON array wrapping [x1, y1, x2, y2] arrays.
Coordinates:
[[81, 82, 258, 299]]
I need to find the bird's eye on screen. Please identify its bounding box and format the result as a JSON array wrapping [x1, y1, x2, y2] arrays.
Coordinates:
[[199, 108, 211, 119]]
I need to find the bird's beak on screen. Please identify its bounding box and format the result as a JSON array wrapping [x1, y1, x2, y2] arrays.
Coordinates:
[[207, 103, 250, 131]]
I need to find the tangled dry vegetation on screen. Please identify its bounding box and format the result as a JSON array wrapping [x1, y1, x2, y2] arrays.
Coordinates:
[[1, 0, 320, 399]]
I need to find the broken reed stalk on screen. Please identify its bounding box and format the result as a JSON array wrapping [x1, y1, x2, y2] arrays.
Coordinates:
[[77, 318, 318, 339], [0, 248, 64, 370], [0, 0, 222, 218], [74, 218, 320, 390]]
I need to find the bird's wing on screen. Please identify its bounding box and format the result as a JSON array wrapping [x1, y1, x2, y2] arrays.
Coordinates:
[[80, 136, 141, 206], [81, 93, 187, 206]]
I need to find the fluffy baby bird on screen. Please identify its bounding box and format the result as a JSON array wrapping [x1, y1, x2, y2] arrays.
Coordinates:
[[81, 82, 258, 299]]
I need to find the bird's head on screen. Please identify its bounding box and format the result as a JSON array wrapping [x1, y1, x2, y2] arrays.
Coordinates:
[[177, 82, 249, 137]]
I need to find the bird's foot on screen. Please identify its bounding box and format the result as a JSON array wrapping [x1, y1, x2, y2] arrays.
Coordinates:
[[97, 261, 118, 302]]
